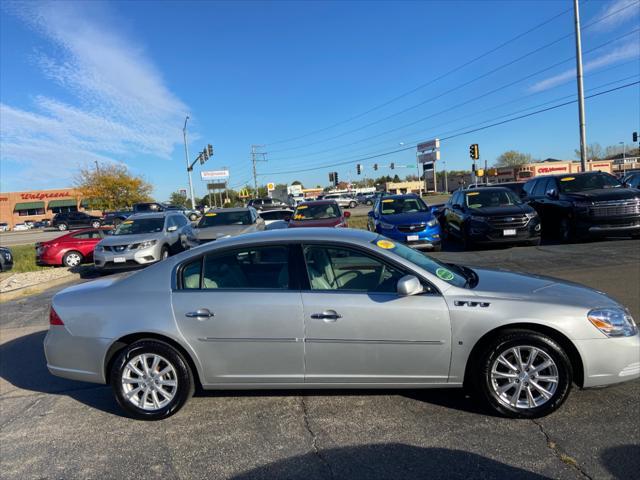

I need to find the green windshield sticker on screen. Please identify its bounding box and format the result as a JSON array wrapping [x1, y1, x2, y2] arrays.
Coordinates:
[[436, 267, 455, 281]]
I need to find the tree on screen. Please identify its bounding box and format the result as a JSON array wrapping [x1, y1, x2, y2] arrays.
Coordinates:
[[291, 180, 304, 188], [495, 150, 532, 167], [392, 174, 401, 183], [168, 191, 189, 208], [75, 163, 152, 211], [574, 143, 602, 162], [405, 174, 419, 181]]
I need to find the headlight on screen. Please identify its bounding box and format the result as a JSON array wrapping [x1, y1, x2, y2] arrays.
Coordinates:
[[378, 221, 395, 230], [95, 245, 104, 252], [427, 218, 438, 227], [525, 212, 538, 219], [469, 215, 486, 222], [588, 308, 637, 337], [133, 240, 157, 249]]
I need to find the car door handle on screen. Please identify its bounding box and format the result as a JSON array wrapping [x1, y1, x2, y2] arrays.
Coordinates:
[[185, 308, 215, 319], [310, 310, 342, 322]]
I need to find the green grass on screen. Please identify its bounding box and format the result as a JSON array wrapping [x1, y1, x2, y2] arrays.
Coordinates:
[[347, 216, 369, 230], [7, 244, 47, 273]]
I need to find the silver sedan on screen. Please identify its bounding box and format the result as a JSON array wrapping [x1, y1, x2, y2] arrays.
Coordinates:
[[45, 228, 639, 420]]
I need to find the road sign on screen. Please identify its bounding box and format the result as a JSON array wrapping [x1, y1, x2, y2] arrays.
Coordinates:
[[417, 139, 440, 152], [207, 182, 227, 190], [179, 189, 187, 197], [201, 170, 229, 181], [418, 151, 440, 163], [267, 183, 275, 191], [423, 162, 434, 171]]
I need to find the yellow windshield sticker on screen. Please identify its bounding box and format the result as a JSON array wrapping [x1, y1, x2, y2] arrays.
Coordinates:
[[293, 214, 304, 220], [122, 220, 133, 224], [466, 192, 480, 196], [382, 199, 394, 203], [376, 239, 396, 249], [436, 267, 455, 281], [205, 213, 217, 217], [296, 205, 308, 209], [560, 177, 575, 182]]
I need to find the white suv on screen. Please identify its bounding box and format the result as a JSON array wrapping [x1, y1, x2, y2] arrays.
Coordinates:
[[322, 194, 358, 208]]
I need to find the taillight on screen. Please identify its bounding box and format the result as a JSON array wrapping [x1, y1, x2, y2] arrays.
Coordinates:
[[49, 307, 64, 326]]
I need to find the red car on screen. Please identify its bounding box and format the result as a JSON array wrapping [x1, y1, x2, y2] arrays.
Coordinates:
[[36, 227, 111, 267], [288, 200, 350, 228]]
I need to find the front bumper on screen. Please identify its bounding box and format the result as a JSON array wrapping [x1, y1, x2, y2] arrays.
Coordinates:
[[378, 225, 442, 250], [576, 334, 640, 388], [94, 244, 161, 270], [468, 218, 541, 244], [574, 213, 640, 237], [44, 326, 110, 384]]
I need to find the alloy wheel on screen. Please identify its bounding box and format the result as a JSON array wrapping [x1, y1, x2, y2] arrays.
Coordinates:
[[121, 354, 178, 411], [64, 252, 82, 267], [490, 345, 559, 409]]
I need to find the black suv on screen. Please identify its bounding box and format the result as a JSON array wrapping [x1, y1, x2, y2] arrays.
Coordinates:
[[523, 171, 640, 241], [247, 198, 287, 211], [52, 211, 102, 231], [441, 187, 541, 249]]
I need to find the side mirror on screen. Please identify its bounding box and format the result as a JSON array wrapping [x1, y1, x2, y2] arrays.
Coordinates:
[[397, 275, 424, 296], [545, 189, 558, 199], [367, 210, 374, 217], [167, 225, 178, 232], [343, 211, 351, 218]]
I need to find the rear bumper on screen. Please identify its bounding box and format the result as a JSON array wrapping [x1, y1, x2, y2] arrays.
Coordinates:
[[576, 334, 640, 388], [44, 326, 110, 384]]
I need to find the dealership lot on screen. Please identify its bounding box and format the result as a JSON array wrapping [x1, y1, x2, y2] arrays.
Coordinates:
[[1, 238, 638, 479]]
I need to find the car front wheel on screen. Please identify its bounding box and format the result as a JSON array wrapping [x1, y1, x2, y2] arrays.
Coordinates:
[[474, 330, 572, 418], [58, 223, 68, 231], [349, 201, 357, 208], [111, 340, 194, 420], [91, 221, 101, 229], [62, 250, 83, 267]]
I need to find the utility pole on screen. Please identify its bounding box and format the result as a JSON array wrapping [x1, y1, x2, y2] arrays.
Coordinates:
[[573, 0, 588, 172], [251, 145, 266, 195], [443, 161, 448, 193], [183, 115, 196, 209]]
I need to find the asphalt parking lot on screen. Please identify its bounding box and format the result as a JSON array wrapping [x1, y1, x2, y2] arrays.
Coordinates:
[[1, 238, 638, 479]]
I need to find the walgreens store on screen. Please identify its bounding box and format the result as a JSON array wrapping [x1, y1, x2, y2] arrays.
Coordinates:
[[0, 188, 100, 229]]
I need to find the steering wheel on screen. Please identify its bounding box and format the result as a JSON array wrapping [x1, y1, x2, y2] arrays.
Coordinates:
[[377, 265, 388, 286]]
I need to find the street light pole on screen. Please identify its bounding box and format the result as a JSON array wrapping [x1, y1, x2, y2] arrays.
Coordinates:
[[183, 115, 196, 210], [620, 142, 627, 172], [573, 0, 588, 172]]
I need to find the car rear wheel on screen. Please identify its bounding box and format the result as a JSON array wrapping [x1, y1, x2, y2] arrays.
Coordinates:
[[111, 340, 194, 420], [58, 223, 68, 231], [474, 330, 572, 418], [189, 213, 198, 221], [62, 250, 83, 267], [91, 221, 101, 229], [559, 218, 574, 243], [349, 201, 357, 208]]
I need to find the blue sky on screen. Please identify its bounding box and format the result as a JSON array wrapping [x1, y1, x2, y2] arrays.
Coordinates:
[[1, 0, 638, 200]]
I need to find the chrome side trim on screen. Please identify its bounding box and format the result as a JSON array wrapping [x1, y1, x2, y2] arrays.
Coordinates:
[[198, 337, 300, 343], [305, 338, 444, 345]]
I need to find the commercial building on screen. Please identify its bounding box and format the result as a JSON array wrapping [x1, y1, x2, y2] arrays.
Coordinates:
[[0, 188, 100, 229], [494, 159, 614, 184]]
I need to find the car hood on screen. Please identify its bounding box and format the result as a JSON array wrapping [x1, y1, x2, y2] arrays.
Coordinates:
[[380, 212, 435, 224], [289, 218, 342, 228], [466, 204, 533, 216], [469, 267, 619, 309], [99, 233, 163, 246], [196, 224, 256, 240], [561, 188, 640, 202]]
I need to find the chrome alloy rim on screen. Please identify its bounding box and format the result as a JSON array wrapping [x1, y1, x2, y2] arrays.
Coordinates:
[[490, 346, 559, 409], [65, 253, 82, 267], [121, 354, 178, 411]]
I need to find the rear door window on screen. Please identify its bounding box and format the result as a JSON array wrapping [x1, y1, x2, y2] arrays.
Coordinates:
[[532, 178, 550, 197]]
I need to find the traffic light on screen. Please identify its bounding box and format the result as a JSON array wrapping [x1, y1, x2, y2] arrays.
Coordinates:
[[207, 144, 214, 157], [469, 144, 480, 160], [329, 172, 335, 183], [634, 132, 638, 142], [373, 163, 378, 171], [334, 171, 339, 186], [356, 164, 362, 175], [390, 162, 395, 170]]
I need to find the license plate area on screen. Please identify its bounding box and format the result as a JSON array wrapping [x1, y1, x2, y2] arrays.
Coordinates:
[[407, 235, 419, 241], [113, 257, 126, 263], [503, 229, 517, 236]]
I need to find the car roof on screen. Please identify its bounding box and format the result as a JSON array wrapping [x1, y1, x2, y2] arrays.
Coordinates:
[[207, 207, 252, 213], [126, 212, 171, 220], [379, 193, 420, 200], [297, 200, 338, 206], [464, 187, 513, 193]]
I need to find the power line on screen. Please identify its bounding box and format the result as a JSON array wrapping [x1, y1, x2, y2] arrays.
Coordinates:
[[261, 80, 639, 176], [264, 0, 638, 151]]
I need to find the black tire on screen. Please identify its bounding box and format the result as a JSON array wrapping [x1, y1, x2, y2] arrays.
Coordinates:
[[366, 200, 373, 206], [189, 213, 198, 221], [349, 201, 357, 209], [461, 229, 474, 251], [472, 329, 573, 418], [160, 245, 170, 261], [558, 217, 574, 243], [62, 250, 83, 267], [58, 223, 68, 231], [91, 220, 101, 229], [110, 340, 194, 420]]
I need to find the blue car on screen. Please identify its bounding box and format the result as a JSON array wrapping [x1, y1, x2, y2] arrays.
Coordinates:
[[367, 194, 441, 251]]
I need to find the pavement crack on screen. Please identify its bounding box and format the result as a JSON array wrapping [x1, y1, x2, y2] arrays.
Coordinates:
[[300, 395, 335, 480], [531, 419, 593, 480]]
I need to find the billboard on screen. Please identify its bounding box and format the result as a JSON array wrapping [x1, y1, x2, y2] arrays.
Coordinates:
[[201, 170, 229, 181], [417, 139, 440, 152], [418, 151, 440, 163]]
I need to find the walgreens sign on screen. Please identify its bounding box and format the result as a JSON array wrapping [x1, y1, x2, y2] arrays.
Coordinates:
[[20, 192, 72, 200]]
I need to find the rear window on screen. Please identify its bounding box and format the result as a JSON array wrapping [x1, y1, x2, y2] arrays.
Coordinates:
[[293, 203, 341, 220], [198, 211, 252, 227]]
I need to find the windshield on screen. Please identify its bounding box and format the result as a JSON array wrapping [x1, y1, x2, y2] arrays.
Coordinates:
[[558, 173, 622, 192], [465, 189, 521, 208], [380, 197, 428, 214], [114, 217, 164, 235], [374, 237, 468, 288], [198, 211, 251, 227], [294, 203, 341, 220]]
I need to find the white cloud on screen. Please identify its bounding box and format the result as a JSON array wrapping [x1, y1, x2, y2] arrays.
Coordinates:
[[590, 0, 640, 32], [0, 1, 188, 190], [529, 39, 640, 92]]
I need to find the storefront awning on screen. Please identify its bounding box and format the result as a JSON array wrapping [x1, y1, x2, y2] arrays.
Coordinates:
[[14, 201, 45, 211], [48, 199, 77, 208]]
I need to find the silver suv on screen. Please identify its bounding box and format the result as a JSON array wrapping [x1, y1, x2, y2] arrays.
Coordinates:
[[94, 212, 194, 270], [322, 193, 358, 208]]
